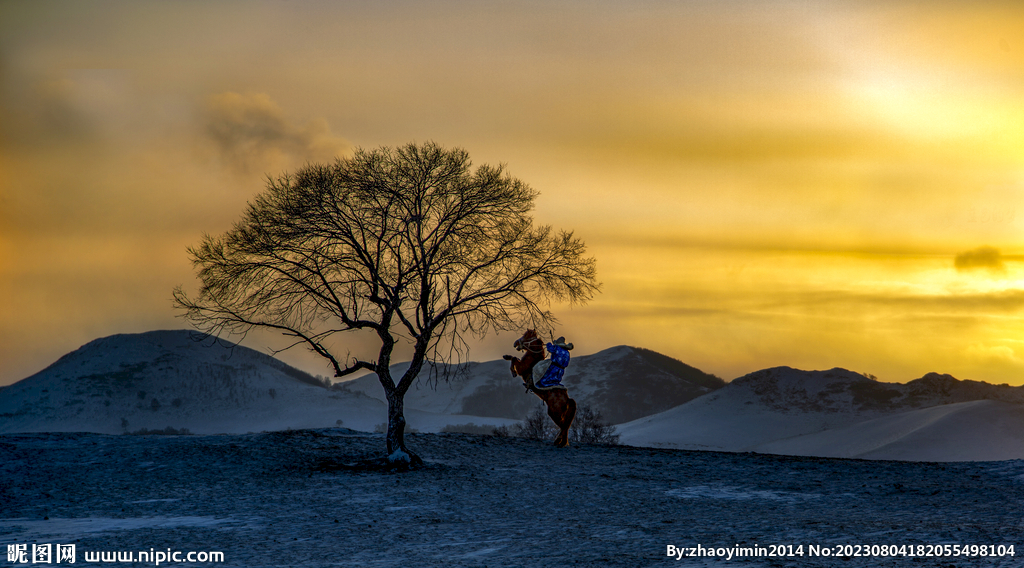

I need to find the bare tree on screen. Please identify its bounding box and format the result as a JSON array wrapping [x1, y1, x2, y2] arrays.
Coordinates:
[[174, 142, 598, 467]]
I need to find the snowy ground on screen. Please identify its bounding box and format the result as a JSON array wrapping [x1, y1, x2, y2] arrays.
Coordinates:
[[2, 430, 1023, 567]]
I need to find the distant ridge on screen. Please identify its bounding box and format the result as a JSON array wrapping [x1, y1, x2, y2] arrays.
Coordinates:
[[731, 366, 1024, 413]]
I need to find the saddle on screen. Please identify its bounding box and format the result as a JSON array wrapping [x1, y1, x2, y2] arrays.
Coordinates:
[[526, 359, 567, 391]]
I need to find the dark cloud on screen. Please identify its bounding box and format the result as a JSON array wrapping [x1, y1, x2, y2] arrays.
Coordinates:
[[1, 77, 99, 150], [954, 246, 1005, 272], [203, 92, 351, 173]]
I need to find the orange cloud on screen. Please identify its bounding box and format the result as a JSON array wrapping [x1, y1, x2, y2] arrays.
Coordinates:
[[204, 92, 351, 174], [954, 246, 1005, 272]]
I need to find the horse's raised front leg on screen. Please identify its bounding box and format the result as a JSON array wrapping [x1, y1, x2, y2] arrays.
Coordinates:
[[502, 354, 522, 378]]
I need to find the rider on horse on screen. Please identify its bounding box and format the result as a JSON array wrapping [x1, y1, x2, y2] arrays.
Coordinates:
[[535, 336, 574, 388], [504, 330, 579, 447]]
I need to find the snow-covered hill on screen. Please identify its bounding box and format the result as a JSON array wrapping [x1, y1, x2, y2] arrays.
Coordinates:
[[0, 331, 517, 435], [10, 332, 1024, 462], [755, 399, 1024, 461], [339, 345, 725, 424], [616, 366, 1024, 461]]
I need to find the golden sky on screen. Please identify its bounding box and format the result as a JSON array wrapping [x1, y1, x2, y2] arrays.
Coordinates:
[[4, 1, 1024, 386]]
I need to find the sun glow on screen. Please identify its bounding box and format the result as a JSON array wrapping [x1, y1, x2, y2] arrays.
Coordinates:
[[5, 1, 1024, 386]]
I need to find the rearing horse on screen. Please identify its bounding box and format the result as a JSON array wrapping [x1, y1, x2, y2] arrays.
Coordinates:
[[503, 329, 578, 447]]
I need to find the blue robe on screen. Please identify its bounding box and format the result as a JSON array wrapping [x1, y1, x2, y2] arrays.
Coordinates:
[[536, 343, 570, 388]]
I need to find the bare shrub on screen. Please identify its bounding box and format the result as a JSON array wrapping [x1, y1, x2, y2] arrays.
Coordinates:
[[570, 405, 620, 445], [517, 408, 558, 440], [491, 425, 511, 437], [498, 404, 619, 445]]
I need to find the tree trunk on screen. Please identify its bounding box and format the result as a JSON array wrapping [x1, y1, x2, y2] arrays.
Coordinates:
[[384, 390, 422, 468]]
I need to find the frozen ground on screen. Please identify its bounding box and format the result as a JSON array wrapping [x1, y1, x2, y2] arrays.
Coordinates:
[[2, 430, 1023, 567]]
